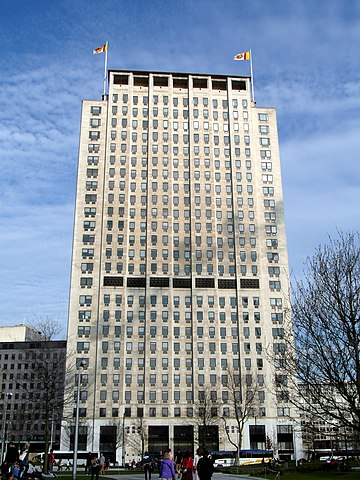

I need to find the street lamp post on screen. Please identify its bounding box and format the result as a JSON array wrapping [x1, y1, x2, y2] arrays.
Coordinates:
[[237, 426, 240, 467], [122, 413, 126, 467], [50, 407, 55, 451], [72, 360, 86, 480], [1, 393, 13, 463]]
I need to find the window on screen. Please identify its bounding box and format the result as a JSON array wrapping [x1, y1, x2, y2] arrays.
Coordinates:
[[258, 113, 269, 122], [90, 106, 101, 115]]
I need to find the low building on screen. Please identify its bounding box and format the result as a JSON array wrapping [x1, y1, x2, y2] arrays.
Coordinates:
[[0, 324, 44, 342], [0, 325, 66, 454]]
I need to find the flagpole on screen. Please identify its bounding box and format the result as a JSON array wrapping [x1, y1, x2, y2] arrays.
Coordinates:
[[103, 41, 108, 98], [250, 48, 255, 103]]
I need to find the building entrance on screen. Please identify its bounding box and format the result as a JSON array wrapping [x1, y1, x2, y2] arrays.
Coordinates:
[[174, 426, 194, 453], [148, 425, 169, 456]]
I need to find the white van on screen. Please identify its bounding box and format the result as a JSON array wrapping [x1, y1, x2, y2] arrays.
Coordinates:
[[213, 458, 235, 468]]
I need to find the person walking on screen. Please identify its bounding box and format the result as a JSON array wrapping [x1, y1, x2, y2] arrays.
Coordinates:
[[48, 450, 55, 472], [99, 453, 105, 475], [193, 448, 202, 480], [180, 452, 193, 480], [174, 450, 182, 476], [5, 442, 19, 466], [85, 452, 92, 475], [90, 455, 100, 480], [142, 451, 153, 480], [196, 451, 214, 480], [159, 452, 176, 480]]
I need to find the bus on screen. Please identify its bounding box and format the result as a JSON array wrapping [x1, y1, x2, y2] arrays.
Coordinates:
[[36, 451, 90, 468], [211, 449, 273, 467]]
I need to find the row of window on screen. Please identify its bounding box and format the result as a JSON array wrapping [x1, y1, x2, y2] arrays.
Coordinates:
[[94, 263, 257, 276], [95, 117, 264, 135], [78, 310, 285, 324], [85, 249, 276, 263], [89, 248, 257, 262], [102, 109, 254, 125], [80, 294, 263, 307], [80, 404, 268, 419], [92, 101, 268, 118], [110, 95, 252, 109], [103, 105, 249, 119], [84, 219, 278, 235], [0, 352, 60, 360], [78, 306, 284, 325], [78, 340, 286, 357], [94, 143, 270, 156], [87, 154, 272, 170], [90, 169, 274, 183], [76, 356, 263, 371], [78, 306, 283, 323], [78, 340, 265, 355], [81, 388, 268, 403], [93, 129, 270, 144], [98, 371, 267, 385], [107, 294, 258, 307], [83, 234, 278, 253], [78, 325, 284, 338], [91, 194, 273, 211], [79, 324, 284, 340], [88, 247, 274, 262], [83, 233, 278, 250], [90, 128, 270, 144], [96, 206, 276, 221], [102, 181, 273, 197]]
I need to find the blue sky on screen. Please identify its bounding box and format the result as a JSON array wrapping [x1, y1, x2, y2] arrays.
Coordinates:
[[1, 0, 359, 334]]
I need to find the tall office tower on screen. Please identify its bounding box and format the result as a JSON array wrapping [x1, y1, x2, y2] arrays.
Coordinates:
[[63, 70, 298, 463]]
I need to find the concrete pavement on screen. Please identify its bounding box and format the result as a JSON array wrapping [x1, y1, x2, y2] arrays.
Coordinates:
[[106, 472, 266, 480]]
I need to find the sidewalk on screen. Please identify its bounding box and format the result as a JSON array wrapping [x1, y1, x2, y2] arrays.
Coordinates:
[[106, 472, 266, 480]]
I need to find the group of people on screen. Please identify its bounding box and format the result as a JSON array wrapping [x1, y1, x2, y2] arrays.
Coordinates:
[[142, 448, 214, 480], [85, 452, 109, 479], [1, 446, 111, 480], [1, 443, 36, 480]]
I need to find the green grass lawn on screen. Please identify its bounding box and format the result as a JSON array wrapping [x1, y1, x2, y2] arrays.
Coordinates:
[[217, 464, 360, 480], [271, 472, 360, 480]]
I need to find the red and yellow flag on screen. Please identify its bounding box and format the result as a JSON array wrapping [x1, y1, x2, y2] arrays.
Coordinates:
[[234, 51, 251, 61], [93, 43, 108, 55]]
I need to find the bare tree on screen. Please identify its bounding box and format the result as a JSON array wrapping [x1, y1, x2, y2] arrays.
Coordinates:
[[6, 318, 73, 472], [102, 419, 125, 463], [30, 319, 69, 470], [125, 418, 148, 459], [222, 368, 260, 463], [190, 388, 222, 451], [112, 420, 125, 451], [279, 231, 360, 435], [60, 417, 93, 452]]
